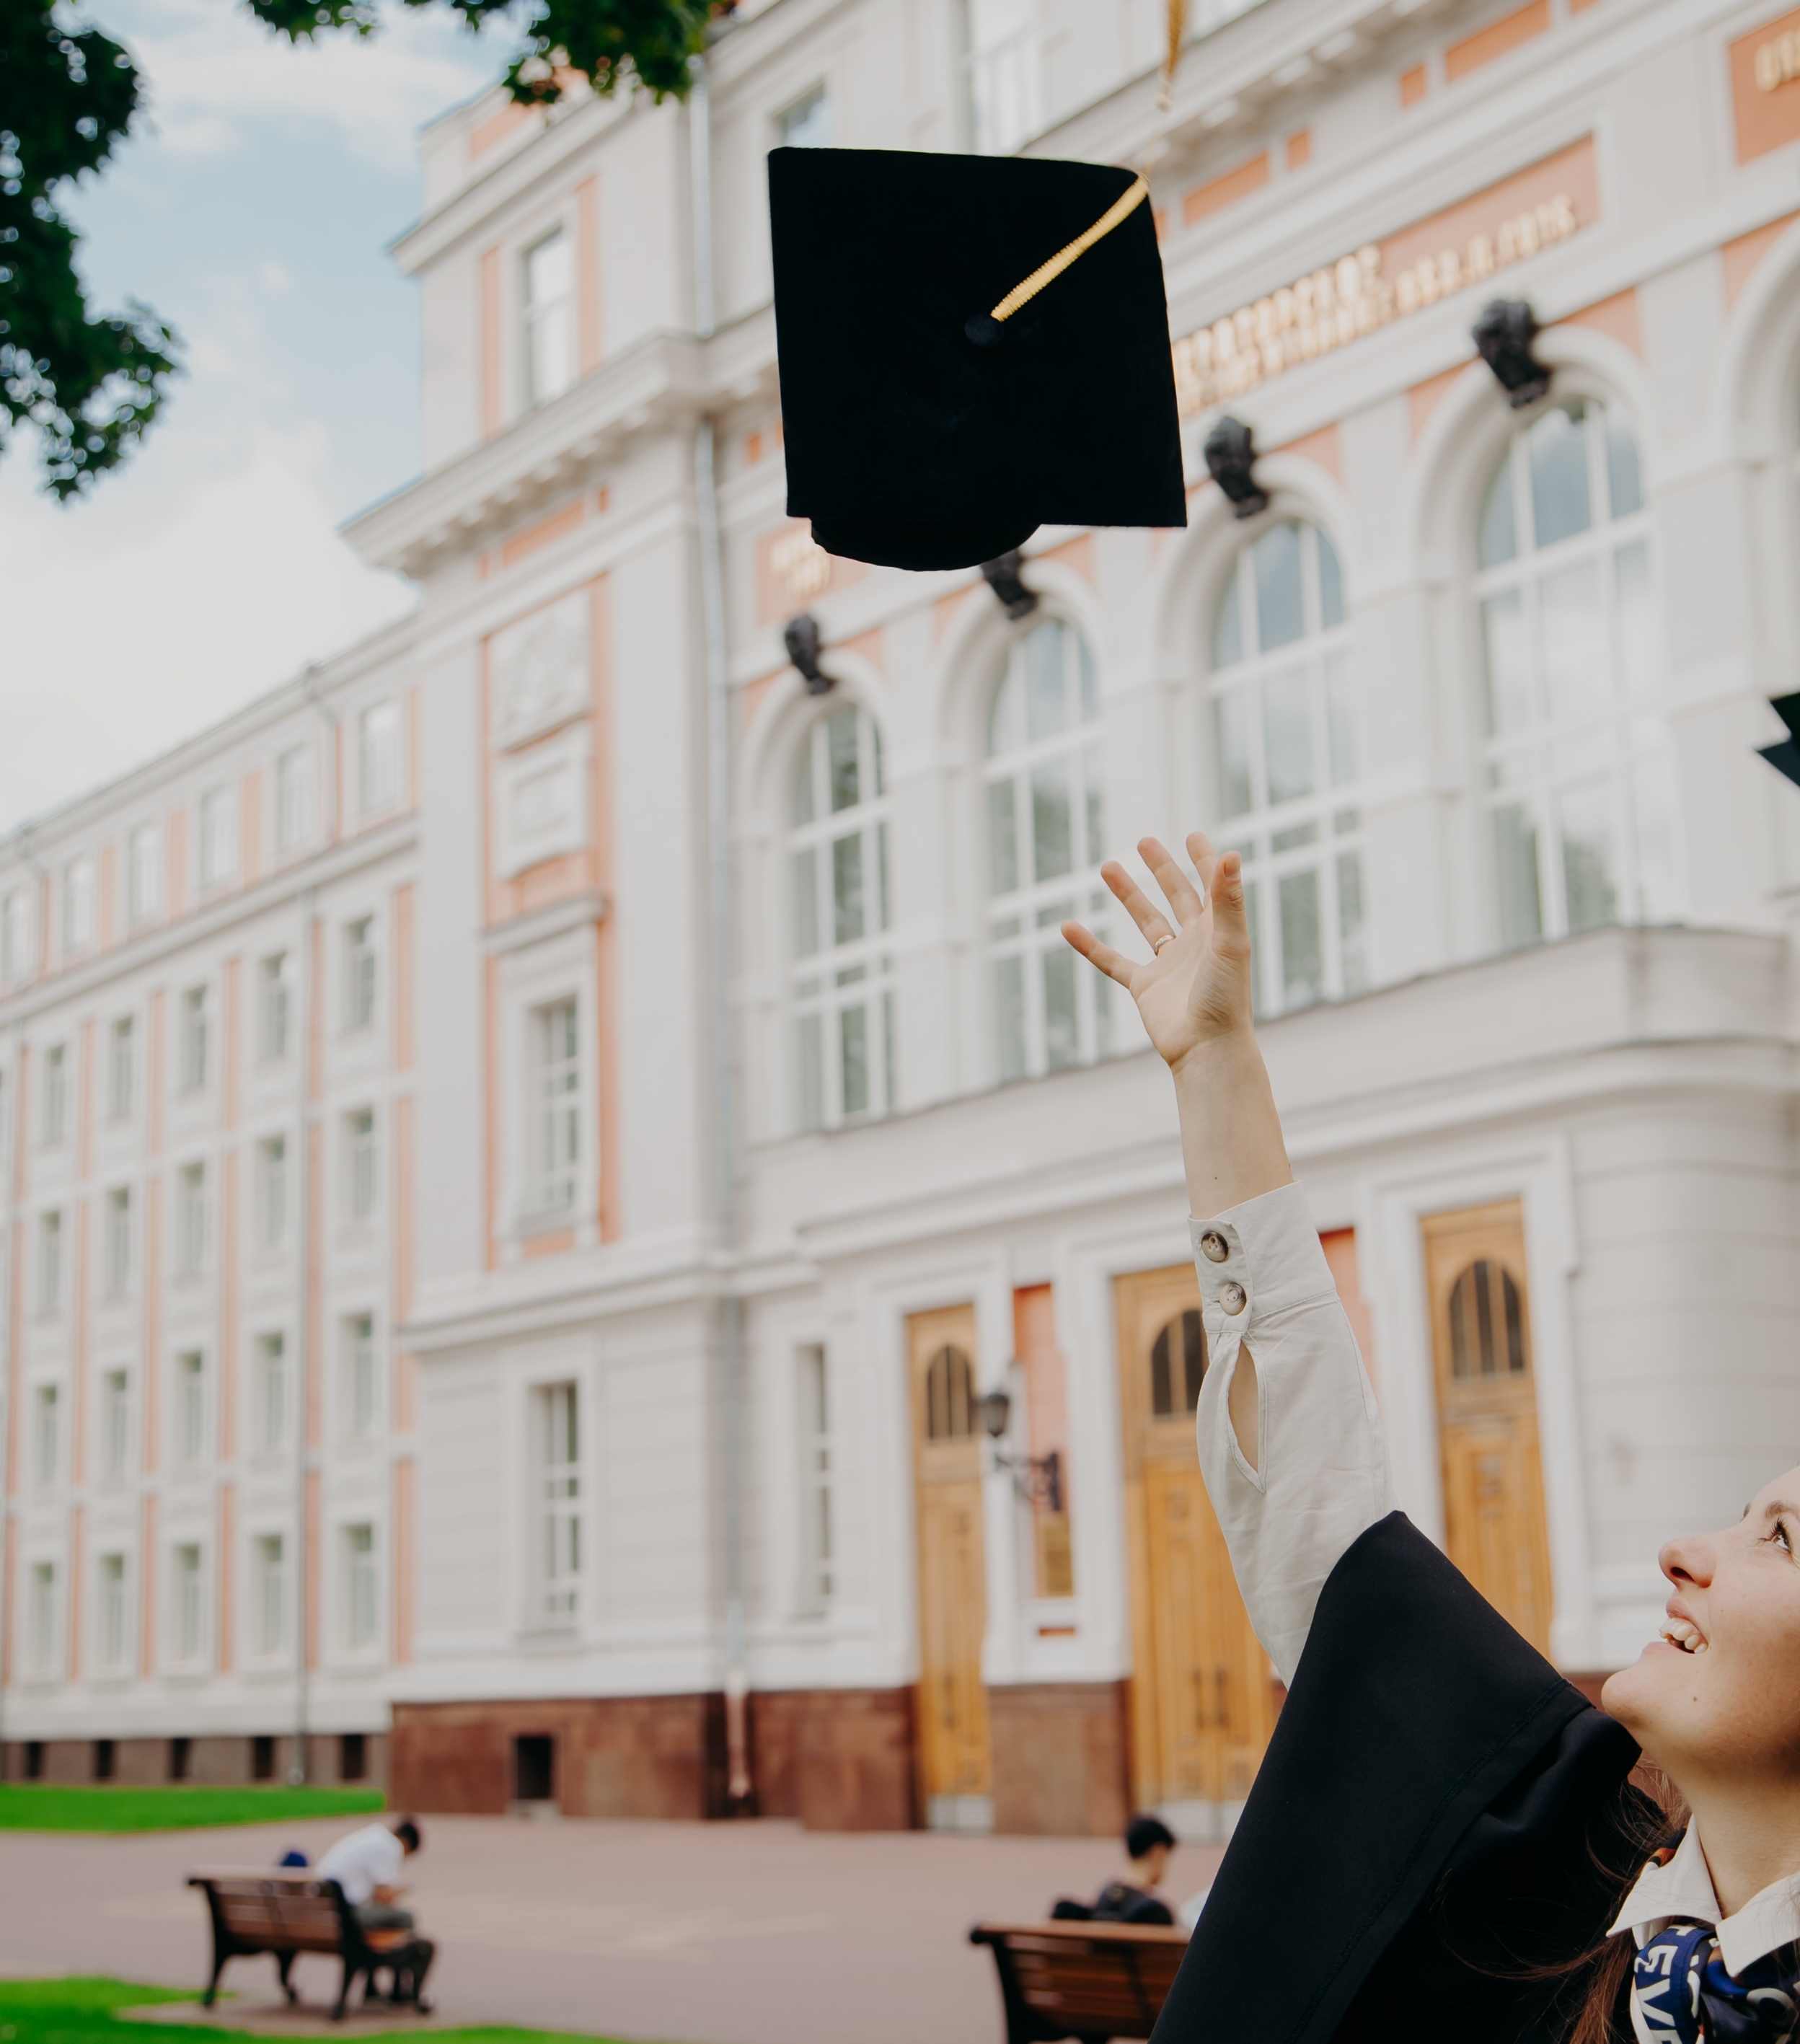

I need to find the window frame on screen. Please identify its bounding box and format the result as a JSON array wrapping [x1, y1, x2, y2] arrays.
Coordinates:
[[169, 1541, 206, 1666], [530, 1380, 583, 1629], [125, 823, 161, 925], [175, 1162, 208, 1281], [258, 953, 292, 1064], [340, 1521, 379, 1655], [175, 1349, 208, 1466], [95, 1550, 130, 1673], [521, 226, 577, 410], [273, 744, 312, 855], [40, 1042, 67, 1147], [61, 857, 95, 956], [197, 785, 234, 893], [344, 1106, 378, 1228], [179, 985, 210, 1093], [107, 1015, 136, 1122], [357, 700, 402, 816], [343, 917, 377, 1035], [103, 1186, 133, 1300], [250, 1530, 288, 1661]]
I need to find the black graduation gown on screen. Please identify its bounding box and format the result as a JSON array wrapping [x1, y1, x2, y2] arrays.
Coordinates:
[[1149, 1511, 1651, 2044]]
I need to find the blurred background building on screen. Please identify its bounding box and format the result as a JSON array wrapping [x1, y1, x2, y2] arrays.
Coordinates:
[[3, 0, 1799, 1838]]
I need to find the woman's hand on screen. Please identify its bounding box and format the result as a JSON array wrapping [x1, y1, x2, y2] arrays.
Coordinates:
[[1061, 832, 1254, 1075]]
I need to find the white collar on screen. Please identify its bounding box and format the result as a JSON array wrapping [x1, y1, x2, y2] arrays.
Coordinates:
[[1610, 1826, 1800, 1977]]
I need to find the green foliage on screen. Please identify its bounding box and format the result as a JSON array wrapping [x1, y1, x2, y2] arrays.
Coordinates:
[[242, 0, 714, 106], [0, 1784, 385, 1832], [0, 0, 182, 499], [0, 1977, 616, 2044]]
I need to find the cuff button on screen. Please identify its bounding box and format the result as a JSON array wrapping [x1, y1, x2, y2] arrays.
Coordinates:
[[1219, 1280, 1247, 1315], [1199, 1230, 1229, 1264]]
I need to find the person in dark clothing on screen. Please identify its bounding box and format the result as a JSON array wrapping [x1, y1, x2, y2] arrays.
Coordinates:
[[1053, 1812, 1179, 1926]]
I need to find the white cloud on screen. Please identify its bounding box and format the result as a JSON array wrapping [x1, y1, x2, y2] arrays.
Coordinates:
[[116, 0, 507, 174], [0, 423, 415, 830]]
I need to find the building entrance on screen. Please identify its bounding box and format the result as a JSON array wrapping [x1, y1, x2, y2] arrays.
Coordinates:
[[907, 1304, 992, 1831], [1114, 1265, 1275, 1837], [1422, 1202, 1554, 1655]]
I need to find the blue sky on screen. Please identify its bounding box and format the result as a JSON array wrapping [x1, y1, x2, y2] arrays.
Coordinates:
[[0, 0, 513, 830]]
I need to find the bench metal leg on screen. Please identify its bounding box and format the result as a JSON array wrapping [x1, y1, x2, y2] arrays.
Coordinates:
[[332, 1958, 356, 2023], [201, 1949, 228, 2009], [275, 1953, 299, 2005]]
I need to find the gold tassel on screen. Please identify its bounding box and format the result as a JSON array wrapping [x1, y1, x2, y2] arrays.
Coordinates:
[[1160, 0, 1188, 110]]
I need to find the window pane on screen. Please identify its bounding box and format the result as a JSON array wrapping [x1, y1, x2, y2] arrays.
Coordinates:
[[1031, 761, 1073, 881], [1214, 692, 1253, 817], [1540, 558, 1607, 720], [1276, 868, 1323, 1010], [1478, 452, 1517, 569], [1254, 521, 1305, 651], [987, 778, 1018, 894], [1325, 653, 1357, 786], [1082, 742, 1104, 865], [1041, 947, 1080, 1070], [1558, 777, 1618, 932], [798, 1015, 824, 1132], [1213, 569, 1243, 669], [1336, 850, 1368, 995], [1605, 412, 1642, 519], [988, 667, 1023, 756], [1528, 403, 1592, 548], [839, 1004, 869, 1116], [1481, 589, 1532, 736], [1077, 635, 1098, 723], [792, 738, 816, 825], [993, 953, 1027, 1083], [1631, 751, 1680, 922], [1317, 527, 1345, 630], [831, 833, 864, 945], [827, 708, 860, 812], [1025, 620, 1067, 740], [1494, 803, 1543, 947], [1615, 539, 1654, 696], [1262, 669, 1314, 805]]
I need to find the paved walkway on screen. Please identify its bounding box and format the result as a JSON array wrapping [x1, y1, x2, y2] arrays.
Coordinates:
[[0, 1815, 1225, 2044]]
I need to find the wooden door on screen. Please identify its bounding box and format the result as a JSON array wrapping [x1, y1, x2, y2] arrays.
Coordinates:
[[909, 1305, 991, 1817], [1115, 1267, 1276, 1816], [1423, 1202, 1554, 1655]]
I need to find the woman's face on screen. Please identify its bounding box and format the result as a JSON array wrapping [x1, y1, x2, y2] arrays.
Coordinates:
[[1602, 1465, 1800, 1784]]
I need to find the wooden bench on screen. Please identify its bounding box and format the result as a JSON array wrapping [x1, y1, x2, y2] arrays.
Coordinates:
[[188, 1869, 387, 2022], [969, 1921, 1191, 2044]]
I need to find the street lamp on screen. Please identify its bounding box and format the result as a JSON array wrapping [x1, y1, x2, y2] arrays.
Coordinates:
[[976, 1383, 1064, 1512]]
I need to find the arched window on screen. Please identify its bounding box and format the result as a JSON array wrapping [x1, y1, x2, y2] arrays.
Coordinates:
[[1150, 1309, 1207, 1419], [985, 617, 1111, 1080], [1447, 1259, 1528, 1380], [1474, 396, 1674, 946], [790, 704, 894, 1131], [1208, 518, 1364, 1016], [925, 1345, 976, 1439]]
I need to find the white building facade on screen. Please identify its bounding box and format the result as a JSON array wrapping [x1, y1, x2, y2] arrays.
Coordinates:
[[4, 0, 1800, 1833]]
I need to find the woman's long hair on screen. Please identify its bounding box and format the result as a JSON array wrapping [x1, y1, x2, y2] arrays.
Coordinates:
[[1561, 1764, 1686, 2044]]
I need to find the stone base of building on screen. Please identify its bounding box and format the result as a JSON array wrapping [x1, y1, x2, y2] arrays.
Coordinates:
[[989, 1681, 1131, 1837], [1, 1732, 389, 1789], [749, 1688, 916, 1830]]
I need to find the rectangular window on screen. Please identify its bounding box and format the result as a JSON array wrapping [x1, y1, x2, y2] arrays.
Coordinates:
[[531, 998, 580, 1215], [1, 888, 31, 982], [172, 1544, 203, 1662], [776, 82, 832, 147], [198, 786, 233, 890], [346, 1109, 377, 1225], [344, 1314, 377, 1437], [535, 1383, 581, 1624], [257, 1137, 288, 1251], [275, 744, 311, 853], [259, 952, 291, 1061], [127, 823, 161, 924], [177, 1351, 206, 1463], [98, 1554, 127, 1669], [37, 1211, 62, 1318], [29, 1561, 56, 1672], [255, 1333, 287, 1453], [342, 1524, 377, 1651], [523, 230, 575, 407], [32, 1384, 59, 1485], [61, 858, 95, 955], [101, 1370, 131, 1479], [105, 1187, 133, 1298], [358, 701, 401, 814], [343, 917, 376, 1032], [797, 1344, 832, 1613], [180, 986, 208, 1091], [176, 1164, 206, 1279], [108, 1016, 135, 1121], [253, 1533, 286, 1657], [42, 1043, 66, 1146]]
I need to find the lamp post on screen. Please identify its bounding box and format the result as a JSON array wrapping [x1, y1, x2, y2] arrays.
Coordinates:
[[975, 1383, 1063, 1513]]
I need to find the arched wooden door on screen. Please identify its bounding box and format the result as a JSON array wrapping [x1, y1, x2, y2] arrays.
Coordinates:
[[1422, 1202, 1554, 1655], [908, 1305, 991, 1828], [1115, 1266, 1276, 1829]]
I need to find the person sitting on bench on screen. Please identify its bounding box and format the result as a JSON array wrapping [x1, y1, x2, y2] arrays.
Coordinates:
[[1051, 1813, 1179, 1926], [316, 1815, 435, 2008]]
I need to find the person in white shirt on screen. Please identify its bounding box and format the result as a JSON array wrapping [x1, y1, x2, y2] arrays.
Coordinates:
[[1062, 832, 1800, 2044], [316, 1816, 433, 2010]]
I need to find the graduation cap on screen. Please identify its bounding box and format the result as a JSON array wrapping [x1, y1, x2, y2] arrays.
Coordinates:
[[1759, 692, 1800, 787], [768, 147, 1187, 573]]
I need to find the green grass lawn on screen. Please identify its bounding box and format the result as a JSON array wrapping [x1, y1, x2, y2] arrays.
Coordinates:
[[0, 1786, 386, 1833], [0, 1980, 612, 2044]]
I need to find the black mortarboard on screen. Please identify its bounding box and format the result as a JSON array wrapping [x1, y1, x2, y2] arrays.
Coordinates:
[[768, 147, 1187, 572]]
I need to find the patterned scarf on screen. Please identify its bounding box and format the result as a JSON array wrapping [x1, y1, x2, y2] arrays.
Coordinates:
[[1632, 1924, 1800, 2043]]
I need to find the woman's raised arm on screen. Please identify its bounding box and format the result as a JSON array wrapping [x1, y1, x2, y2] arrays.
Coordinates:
[[1062, 832, 1395, 1685]]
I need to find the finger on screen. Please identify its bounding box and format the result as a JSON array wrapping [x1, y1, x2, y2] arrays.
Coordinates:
[[1207, 847, 1253, 953], [1186, 831, 1220, 903], [1061, 920, 1137, 987], [1099, 858, 1176, 948], [1139, 836, 1206, 926]]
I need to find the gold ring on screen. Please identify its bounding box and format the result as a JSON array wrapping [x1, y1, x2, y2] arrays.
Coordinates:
[[1152, 934, 1177, 954]]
